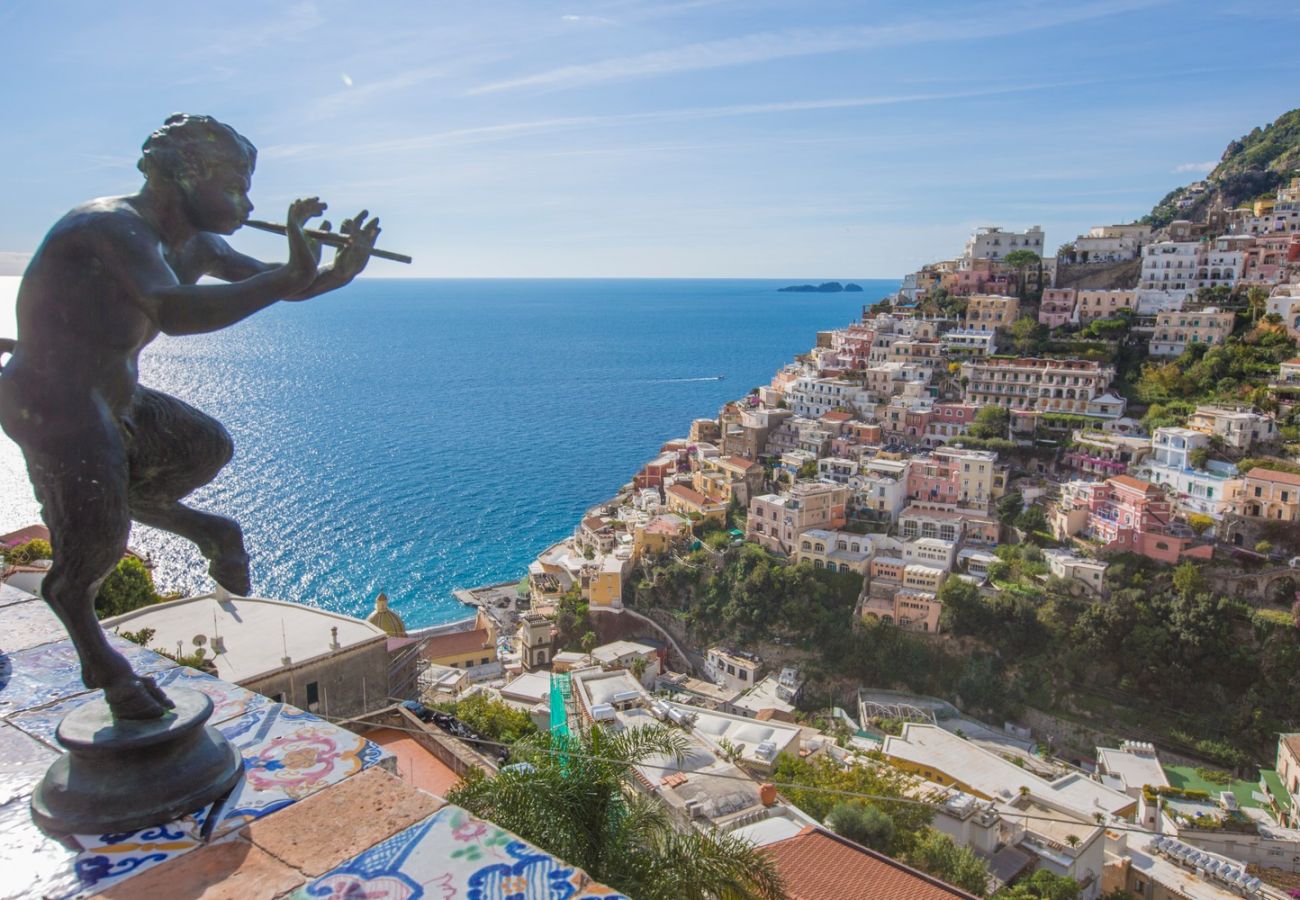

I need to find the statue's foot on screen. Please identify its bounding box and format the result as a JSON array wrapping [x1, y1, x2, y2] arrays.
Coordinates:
[[105, 675, 175, 721], [209, 550, 250, 596]]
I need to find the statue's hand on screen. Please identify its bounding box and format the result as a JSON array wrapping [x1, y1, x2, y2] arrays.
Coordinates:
[[282, 197, 327, 291], [332, 210, 382, 284]]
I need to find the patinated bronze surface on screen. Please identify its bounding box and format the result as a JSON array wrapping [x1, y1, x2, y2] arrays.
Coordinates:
[[0, 114, 380, 720]]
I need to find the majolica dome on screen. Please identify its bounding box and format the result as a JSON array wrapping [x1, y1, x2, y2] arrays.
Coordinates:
[[367, 592, 407, 637]]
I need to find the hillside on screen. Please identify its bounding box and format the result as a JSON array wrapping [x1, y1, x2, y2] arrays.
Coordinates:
[[1143, 107, 1300, 228]]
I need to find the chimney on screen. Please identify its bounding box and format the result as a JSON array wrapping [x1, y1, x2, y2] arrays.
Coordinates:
[[759, 783, 778, 807]]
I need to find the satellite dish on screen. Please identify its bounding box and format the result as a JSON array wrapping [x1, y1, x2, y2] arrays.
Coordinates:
[[193, 634, 207, 646]]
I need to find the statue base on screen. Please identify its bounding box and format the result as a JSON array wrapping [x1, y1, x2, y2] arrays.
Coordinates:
[[30, 688, 243, 835]]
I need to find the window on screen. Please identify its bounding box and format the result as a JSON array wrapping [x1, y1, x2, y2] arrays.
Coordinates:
[[306, 681, 320, 713]]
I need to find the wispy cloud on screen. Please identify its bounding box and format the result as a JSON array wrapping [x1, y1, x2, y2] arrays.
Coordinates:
[[468, 0, 1164, 94], [347, 79, 1102, 157], [1173, 161, 1216, 173]]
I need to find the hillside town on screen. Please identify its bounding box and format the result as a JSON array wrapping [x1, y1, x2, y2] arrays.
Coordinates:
[[6, 156, 1300, 898], [448, 174, 1300, 897]]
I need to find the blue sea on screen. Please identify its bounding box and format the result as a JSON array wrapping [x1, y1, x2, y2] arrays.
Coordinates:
[[0, 277, 897, 628]]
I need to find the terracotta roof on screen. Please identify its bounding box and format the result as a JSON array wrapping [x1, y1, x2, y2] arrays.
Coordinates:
[[666, 484, 717, 507], [1108, 474, 1158, 494], [0, 524, 50, 547], [764, 827, 978, 900], [1246, 468, 1300, 487], [420, 628, 493, 660]]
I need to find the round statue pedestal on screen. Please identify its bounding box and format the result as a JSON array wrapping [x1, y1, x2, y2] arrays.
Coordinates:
[[30, 688, 243, 835]]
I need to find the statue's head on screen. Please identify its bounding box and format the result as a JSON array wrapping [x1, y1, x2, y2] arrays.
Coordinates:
[[139, 114, 257, 235]]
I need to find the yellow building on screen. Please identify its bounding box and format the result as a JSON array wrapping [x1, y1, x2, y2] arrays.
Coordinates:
[[963, 294, 1020, 332], [1075, 289, 1136, 324], [420, 610, 499, 671], [632, 514, 691, 562]]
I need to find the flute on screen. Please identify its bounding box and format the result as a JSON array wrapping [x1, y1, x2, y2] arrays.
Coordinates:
[[243, 218, 413, 264]]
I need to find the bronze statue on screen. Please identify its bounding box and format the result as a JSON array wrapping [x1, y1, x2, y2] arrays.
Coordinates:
[[0, 114, 381, 721]]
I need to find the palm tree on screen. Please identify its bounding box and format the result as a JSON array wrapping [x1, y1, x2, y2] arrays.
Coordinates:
[[448, 722, 785, 900]]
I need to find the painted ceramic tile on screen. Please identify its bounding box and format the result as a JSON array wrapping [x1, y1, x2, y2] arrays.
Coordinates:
[[69, 820, 202, 897], [205, 703, 388, 838], [0, 598, 68, 655], [0, 798, 82, 900], [9, 666, 267, 752], [0, 722, 58, 805], [293, 804, 629, 900], [0, 639, 176, 717]]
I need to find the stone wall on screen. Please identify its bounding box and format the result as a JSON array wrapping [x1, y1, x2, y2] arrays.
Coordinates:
[[244, 636, 390, 719]]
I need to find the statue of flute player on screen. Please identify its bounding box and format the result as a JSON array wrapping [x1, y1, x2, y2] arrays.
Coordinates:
[[0, 113, 382, 720]]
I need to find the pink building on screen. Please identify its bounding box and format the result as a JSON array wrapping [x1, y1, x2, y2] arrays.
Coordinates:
[[1056, 475, 1211, 563], [1039, 288, 1076, 329]]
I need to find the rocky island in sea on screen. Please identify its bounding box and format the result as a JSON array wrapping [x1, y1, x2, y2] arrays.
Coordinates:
[[777, 281, 862, 293]]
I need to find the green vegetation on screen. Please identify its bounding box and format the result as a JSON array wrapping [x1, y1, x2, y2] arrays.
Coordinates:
[[1144, 107, 1300, 227], [449, 723, 784, 900], [95, 556, 166, 619], [634, 543, 1300, 763], [996, 869, 1081, 899], [3, 538, 52, 565], [434, 692, 538, 744], [774, 753, 988, 895]]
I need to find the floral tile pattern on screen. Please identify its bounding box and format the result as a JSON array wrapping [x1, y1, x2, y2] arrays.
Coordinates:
[[68, 821, 204, 897], [293, 804, 628, 900], [205, 702, 388, 838], [9, 666, 268, 752], [0, 638, 177, 717]]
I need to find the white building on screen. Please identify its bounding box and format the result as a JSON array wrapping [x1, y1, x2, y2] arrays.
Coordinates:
[[962, 225, 1045, 267]]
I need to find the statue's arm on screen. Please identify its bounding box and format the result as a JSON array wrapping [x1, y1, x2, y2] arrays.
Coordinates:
[[96, 217, 317, 337]]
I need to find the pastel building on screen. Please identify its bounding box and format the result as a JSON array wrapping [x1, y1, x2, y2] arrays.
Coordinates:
[[1149, 307, 1234, 357], [960, 357, 1116, 414], [1143, 427, 1241, 519], [961, 225, 1045, 266], [1075, 289, 1137, 324], [1237, 468, 1300, 522], [963, 294, 1021, 333], [746, 482, 851, 555], [1052, 475, 1211, 563], [1185, 405, 1277, 451], [1038, 288, 1077, 328], [906, 447, 1001, 510]]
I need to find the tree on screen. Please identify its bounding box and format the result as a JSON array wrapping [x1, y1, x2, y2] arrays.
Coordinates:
[[1015, 505, 1049, 538], [1003, 250, 1041, 300], [94, 556, 163, 619], [4, 538, 52, 565], [969, 406, 1010, 440], [908, 830, 990, 896], [998, 491, 1025, 526], [449, 723, 784, 900], [996, 868, 1081, 899], [826, 802, 896, 853], [1009, 316, 1046, 355]]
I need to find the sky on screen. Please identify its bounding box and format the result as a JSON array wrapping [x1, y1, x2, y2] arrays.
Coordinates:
[[0, 0, 1298, 278]]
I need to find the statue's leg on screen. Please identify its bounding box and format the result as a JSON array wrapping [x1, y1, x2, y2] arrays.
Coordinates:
[[126, 388, 250, 595], [21, 417, 174, 720]]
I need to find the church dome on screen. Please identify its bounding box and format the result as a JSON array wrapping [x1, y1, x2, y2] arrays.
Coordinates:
[[367, 592, 406, 637]]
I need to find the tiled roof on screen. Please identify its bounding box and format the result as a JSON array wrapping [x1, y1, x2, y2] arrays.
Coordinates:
[[1247, 467, 1300, 487], [764, 827, 979, 899], [1109, 474, 1159, 494], [421, 627, 492, 659]]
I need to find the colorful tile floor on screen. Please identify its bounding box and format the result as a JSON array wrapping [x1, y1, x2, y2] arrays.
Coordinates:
[[0, 587, 625, 899]]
